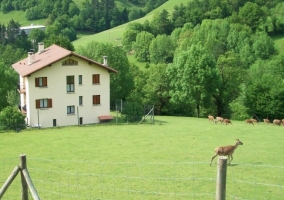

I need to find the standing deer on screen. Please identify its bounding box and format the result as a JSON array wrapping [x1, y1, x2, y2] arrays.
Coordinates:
[[251, 119, 258, 125], [223, 119, 233, 125], [210, 139, 243, 166], [245, 119, 254, 126], [263, 119, 270, 125], [208, 115, 215, 123], [273, 119, 282, 126], [215, 117, 224, 124]]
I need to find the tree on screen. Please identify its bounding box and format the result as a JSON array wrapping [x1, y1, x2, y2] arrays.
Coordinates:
[[76, 42, 134, 107], [244, 56, 284, 119], [167, 44, 218, 117], [133, 31, 154, 62], [149, 34, 174, 64], [213, 51, 247, 117], [150, 9, 173, 35], [143, 63, 171, 115], [0, 61, 18, 111], [44, 34, 74, 51]]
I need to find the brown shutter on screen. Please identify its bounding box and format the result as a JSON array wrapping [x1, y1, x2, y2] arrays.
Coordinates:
[[48, 99, 52, 108], [92, 75, 95, 84], [97, 95, 100, 104], [35, 78, 39, 87], [36, 99, 40, 108], [97, 74, 100, 83], [43, 77, 47, 86]]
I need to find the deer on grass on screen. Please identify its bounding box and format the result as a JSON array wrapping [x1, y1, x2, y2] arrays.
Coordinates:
[[210, 139, 243, 166], [273, 119, 282, 126], [215, 117, 224, 124], [263, 118, 270, 125], [245, 119, 254, 126], [251, 119, 258, 125], [208, 115, 215, 123], [223, 119, 233, 125]]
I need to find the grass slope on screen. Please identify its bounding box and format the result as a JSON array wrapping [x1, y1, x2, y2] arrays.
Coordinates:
[[1, 116, 284, 199], [72, 0, 189, 48], [0, 10, 45, 26]]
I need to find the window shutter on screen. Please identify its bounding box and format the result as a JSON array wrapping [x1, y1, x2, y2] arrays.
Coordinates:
[[48, 99, 52, 108], [43, 77, 47, 86], [36, 99, 40, 108], [35, 78, 39, 87], [92, 74, 100, 83]]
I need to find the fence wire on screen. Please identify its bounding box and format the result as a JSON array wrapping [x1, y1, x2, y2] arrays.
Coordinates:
[[1, 158, 284, 199]]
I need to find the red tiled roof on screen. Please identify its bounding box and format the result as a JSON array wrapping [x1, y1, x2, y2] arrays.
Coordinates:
[[12, 44, 117, 77]]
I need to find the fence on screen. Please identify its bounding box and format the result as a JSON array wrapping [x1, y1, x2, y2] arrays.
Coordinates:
[[1, 156, 284, 199]]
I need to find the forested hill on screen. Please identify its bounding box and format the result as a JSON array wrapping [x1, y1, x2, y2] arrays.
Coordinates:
[[1, 0, 284, 121]]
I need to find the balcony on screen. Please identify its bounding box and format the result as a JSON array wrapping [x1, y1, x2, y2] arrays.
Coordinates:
[[17, 83, 26, 94]]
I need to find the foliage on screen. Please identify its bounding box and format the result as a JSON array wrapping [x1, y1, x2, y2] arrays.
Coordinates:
[[120, 101, 144, 122], [0, 61, 18, 111], [0, 106, 26, 130], [133, 31, 154, 62], [167, 44, 218, 117]]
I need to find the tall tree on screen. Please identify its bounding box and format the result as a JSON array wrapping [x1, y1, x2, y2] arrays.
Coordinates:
[[167, 44, 218, 117], [133, 31, 154, 62]]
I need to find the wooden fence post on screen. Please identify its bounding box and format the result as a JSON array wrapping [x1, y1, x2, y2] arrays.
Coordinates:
[[20, 154, 29, 200], [216, 156, 227, 200]]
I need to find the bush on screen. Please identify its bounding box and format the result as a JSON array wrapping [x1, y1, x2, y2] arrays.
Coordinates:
[[0, 106, 26, 131]]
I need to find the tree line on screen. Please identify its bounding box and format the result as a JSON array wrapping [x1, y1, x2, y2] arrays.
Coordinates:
[[0, 0, 167, 33]]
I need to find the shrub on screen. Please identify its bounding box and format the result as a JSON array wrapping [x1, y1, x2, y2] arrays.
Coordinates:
[[0, 106, 26, 131]]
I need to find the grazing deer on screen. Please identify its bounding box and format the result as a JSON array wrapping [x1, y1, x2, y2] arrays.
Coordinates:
[[273, 119, 282, 126], [246, 119, 254, 126], [251, 119, 258, 125], [210, 139, 243, 166], [208, 115, 215, 123], [215, 117, 224, 124], [223, 119, 233, 125], [263, 118, 270, 125]]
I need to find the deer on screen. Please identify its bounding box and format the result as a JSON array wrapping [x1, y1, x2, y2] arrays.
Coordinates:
[[223, 119, 233, 125], [273, 119, 282, 126], [215, 117, 223, 124], [251, 119, 258, 125], [263, 118, 270, 125], [245, 119, 254, 126], [210, 139, 243, 167], [208, 115, 215, 123]]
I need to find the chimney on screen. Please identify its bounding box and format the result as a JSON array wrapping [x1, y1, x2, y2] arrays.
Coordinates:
[[28, 52, 34, 65], [103, 56, 108, 66], [38, 42, 44, 54]]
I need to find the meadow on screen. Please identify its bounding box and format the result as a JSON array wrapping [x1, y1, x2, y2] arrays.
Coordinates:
[[1, 116, 284, 199]]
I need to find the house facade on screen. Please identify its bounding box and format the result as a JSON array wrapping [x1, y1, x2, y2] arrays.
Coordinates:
[[12, 43, 117, 128]]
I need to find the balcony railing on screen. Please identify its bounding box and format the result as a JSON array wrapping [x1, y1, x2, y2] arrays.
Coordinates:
[[17, 83, 26, 94]]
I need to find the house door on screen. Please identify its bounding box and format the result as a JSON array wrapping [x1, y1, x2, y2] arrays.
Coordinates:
[[79, 117, 83, 125], [53, 119, 57, 127]]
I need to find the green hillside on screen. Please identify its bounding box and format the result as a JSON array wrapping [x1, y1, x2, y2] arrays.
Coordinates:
[[72, 0, 190, 48]]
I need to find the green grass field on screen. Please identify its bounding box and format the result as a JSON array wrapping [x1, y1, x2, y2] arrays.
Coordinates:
[[1, 116, 284, 199]]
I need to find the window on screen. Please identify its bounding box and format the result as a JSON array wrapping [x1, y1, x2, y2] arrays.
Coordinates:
[[93, 95, 100, 105], [35, 99, 52, 109], [79, 75, 82, 84], [79, 96, 83, 105], [35, 77, 47, 87], [67, 76, 75, 92], [62, 59, 78, 66], [67, 106, 75, 114], [92, 74, 100, 84]]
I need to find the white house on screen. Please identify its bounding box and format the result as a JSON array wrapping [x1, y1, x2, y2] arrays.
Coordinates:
[[12, 43, 117, 128]]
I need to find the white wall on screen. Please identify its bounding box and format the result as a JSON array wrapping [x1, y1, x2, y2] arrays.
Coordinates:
[[25, 56, 111, 127]]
